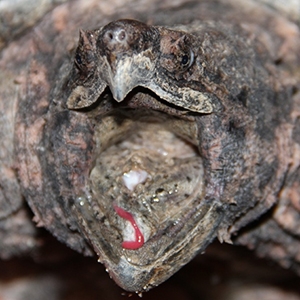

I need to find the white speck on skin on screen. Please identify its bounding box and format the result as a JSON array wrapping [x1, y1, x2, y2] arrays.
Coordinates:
[[122, 169, 148, 191]]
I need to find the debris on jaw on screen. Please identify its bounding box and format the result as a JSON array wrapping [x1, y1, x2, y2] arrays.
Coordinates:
[[113, 205, 145, 250], [122, 169, 148, 191]]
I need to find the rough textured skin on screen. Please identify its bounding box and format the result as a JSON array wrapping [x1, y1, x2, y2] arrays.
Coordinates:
[[0, 0, 300, 295]]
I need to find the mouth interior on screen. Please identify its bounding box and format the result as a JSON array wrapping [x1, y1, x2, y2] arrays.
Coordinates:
[[89, 108, 204, 264]]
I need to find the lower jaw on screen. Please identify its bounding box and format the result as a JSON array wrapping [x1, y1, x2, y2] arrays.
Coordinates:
[[71, 104, 224, 292]]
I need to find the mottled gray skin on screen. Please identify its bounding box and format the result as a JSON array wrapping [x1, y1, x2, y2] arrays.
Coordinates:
[[64, 19, 300, 291], [0, 0, 300, 294]]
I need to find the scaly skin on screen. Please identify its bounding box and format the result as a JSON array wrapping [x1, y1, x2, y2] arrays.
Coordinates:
[[0, 0, 299, 293]]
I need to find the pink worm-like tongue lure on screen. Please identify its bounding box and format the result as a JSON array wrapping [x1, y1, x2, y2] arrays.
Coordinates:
[[113, 205, 145, 250]]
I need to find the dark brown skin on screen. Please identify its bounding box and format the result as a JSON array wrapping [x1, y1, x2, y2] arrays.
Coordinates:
[[0, 0, 300, 295]]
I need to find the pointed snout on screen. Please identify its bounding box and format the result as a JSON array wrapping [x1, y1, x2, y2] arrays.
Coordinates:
[[97, 20, 158, 102]]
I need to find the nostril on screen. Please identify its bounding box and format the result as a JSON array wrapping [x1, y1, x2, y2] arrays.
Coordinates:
[[117, 29, 126, 41], [108, 32, 113, 40], [105, 30, 114, 40], [104, 28, 128, 46]]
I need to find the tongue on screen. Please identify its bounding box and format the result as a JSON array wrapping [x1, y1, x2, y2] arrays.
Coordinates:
[[113, 205, 145, 250]]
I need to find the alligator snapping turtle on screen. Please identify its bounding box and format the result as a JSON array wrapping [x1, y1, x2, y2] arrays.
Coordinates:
[[0, 0, 299, 294]]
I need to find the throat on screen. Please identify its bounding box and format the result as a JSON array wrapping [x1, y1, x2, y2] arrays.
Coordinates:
[[89, 109, 203, 252]]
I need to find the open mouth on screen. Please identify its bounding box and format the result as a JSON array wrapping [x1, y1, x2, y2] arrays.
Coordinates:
[[90, 103, 204, 258], [71, 91, 222, 291], [66, 19, 223, 292]]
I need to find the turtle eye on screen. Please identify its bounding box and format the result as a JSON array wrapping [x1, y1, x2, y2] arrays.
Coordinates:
[[160, 34, 195, 74], [181, 54, 189, 66], [75, 53, 82, 68], [180, 49, 194, 68]]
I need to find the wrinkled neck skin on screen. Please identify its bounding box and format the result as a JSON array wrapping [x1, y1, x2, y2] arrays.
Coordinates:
[[17, 18, 300, 292]]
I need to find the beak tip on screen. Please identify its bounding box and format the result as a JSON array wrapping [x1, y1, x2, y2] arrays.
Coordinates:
[[112, 91, 125, 102], [111, 86, 130, 102]]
